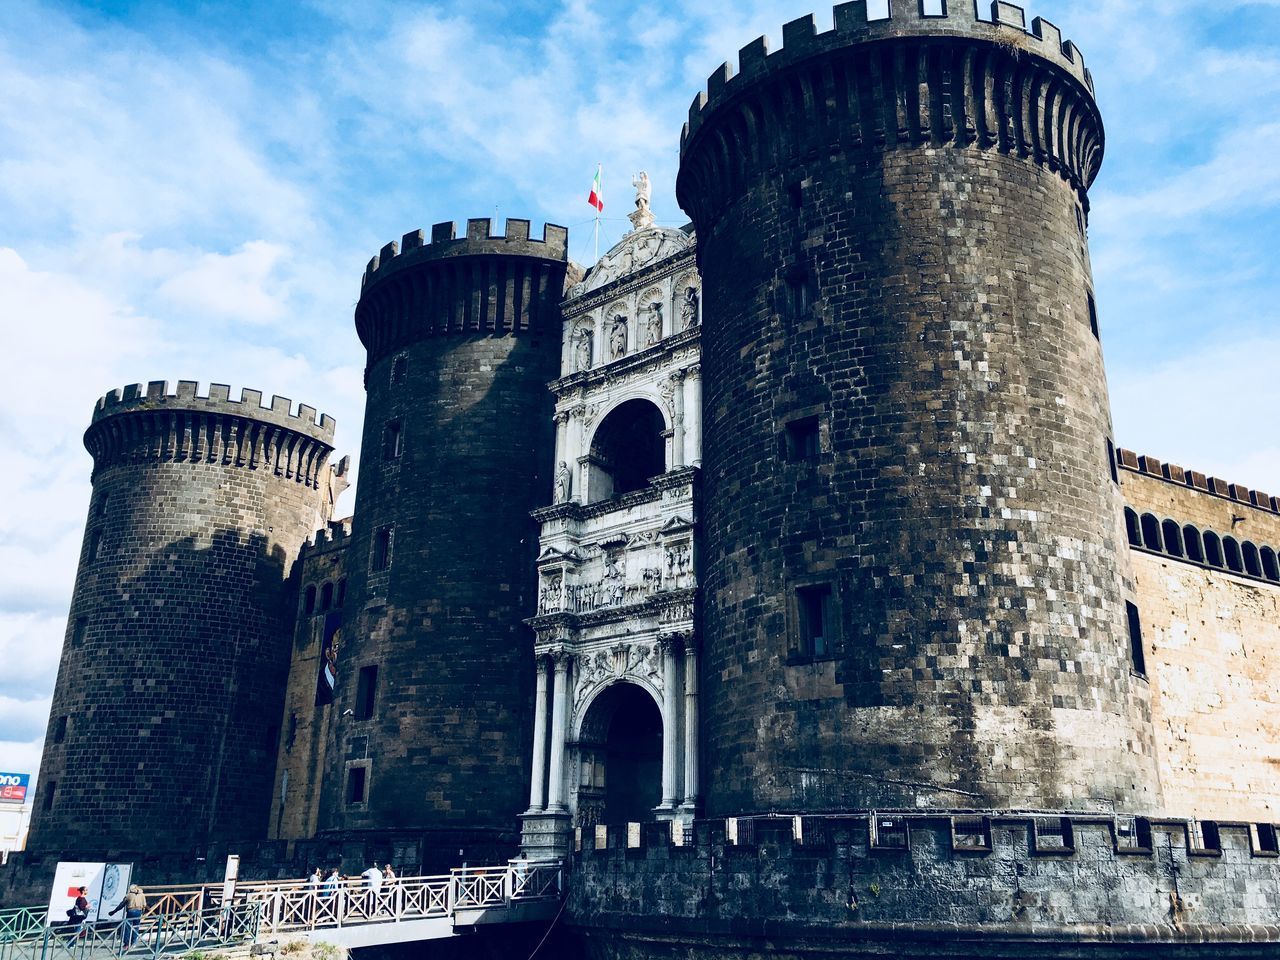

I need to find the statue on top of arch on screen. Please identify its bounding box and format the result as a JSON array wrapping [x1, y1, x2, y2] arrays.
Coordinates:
[[629, 171, 655, 231]]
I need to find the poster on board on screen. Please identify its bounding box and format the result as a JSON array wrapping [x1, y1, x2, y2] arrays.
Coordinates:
[[46, 862, 132, 924]]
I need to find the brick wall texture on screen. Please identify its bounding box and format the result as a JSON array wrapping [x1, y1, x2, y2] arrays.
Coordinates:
[[29, 394, 332, 860], [677, 30, 1161, 815]]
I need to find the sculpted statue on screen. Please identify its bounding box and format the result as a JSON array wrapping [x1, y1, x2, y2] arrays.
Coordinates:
[[609, 316, 627, 360], [644, 302, 662, 347], [632, 171, 651, 213], [681, 286, 699, 329], [554, 460, 572, 504], [575, 329, 593, 372]]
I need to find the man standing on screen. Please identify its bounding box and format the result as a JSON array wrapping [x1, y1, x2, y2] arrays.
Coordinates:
[[360, 862, 383, 915]]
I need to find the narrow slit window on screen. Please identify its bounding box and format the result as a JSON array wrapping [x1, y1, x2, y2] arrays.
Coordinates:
[[1087, 292, 1099, 340], [1125, 601, 1146, 676], [383, 420, 403, 461], [785, 416, 821, 463], [42, 781, 56, 811], [87, 529, 102, 564], [337, 578, 348, 607], [1106, 439, 1118, 485], [355, 665, 379, 721], [304, 585, 317, 615], [71, 617, 88, 648], [390, 355, 408, 387], [53, 716, 68, 744], [321, 582, 334, 611], [797, 584, 834, 659], [372, 527, 393, 572], [346, 766, 367, 805]]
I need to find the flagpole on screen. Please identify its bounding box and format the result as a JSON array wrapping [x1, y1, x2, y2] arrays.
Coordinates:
[[594, 163, 601, 263]]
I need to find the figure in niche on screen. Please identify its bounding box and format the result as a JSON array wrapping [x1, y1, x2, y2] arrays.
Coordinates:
[[554, 460, 572, 504], [681, 286, 699, 329], [575, 329, 593, 372], [609, 316, 628, 360], [643, 302, 662, 347]]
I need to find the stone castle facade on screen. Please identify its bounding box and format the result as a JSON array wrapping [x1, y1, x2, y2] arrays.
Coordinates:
[[16, 3, 1280, 955]]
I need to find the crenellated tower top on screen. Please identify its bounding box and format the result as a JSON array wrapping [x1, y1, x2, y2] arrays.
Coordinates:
[[355, 217, 572, 367], [677, 1, 1103, 228]]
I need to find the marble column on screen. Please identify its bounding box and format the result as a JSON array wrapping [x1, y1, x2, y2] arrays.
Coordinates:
[[526, 655, 549, 813], [670, 370, 686, 470], [659, 636, 682, 811], [682, 638, 699, 810], [685, 364, 702, 468], [546, 650, 572, 813]]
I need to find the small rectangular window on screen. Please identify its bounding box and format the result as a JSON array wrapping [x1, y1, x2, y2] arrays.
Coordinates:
[[1106, 438, 1118, 485], [355, 665, 378, 721], [96, 495, 109, 518], [87, 529, 102, 563], [346, 766, 367, 805], [382, 420, 403, 461], [53, 716, 68, 744], [919, 0, 946, 16], [797, 584, 834, 659], [390, 355, 408, 386], [785, 416, 821, 463], [1087, 292, 1099, 340], [1125, 601, 1146, 676], [785, 270, 814, 316], [285, 713, 298, 753], [71, 617, 87, 648], [42, 781, 56, 811], [372, 527, 393, 572]]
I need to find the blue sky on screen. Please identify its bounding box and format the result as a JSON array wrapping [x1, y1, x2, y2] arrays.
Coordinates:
[[3, 0, 1280, 783]]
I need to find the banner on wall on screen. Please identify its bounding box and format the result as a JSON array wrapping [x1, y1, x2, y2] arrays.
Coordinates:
[[316, 611, 342, 706]]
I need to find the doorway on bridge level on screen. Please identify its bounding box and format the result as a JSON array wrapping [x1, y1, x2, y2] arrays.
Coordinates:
[[575, 681, 663, 826]]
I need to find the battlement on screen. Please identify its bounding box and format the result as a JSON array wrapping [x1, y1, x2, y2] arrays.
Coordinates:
[[570, 812, 1280, 944], [92, 380, 335, 443], [85, 380, 335, 487], [1117, 447, 1280, 516], [303, 517, 354, 555], [361, 218, 569, 291], [682, 1, 1092, 151]]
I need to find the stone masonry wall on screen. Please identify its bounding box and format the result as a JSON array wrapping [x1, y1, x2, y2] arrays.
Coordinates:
[[1121, 465, 1280, 821], [677, 17, 1160, 815], [319, 220, 570, 869], [268, 522, 351, 841], [567, 816, 1280, 958], [29, 383, 334, 865]]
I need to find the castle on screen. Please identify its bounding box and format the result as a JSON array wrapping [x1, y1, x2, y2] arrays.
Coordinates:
[[14, 3, 1280, 956]]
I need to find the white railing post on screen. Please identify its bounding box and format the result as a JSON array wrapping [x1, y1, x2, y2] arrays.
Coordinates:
[[504, 864, 513, 902]]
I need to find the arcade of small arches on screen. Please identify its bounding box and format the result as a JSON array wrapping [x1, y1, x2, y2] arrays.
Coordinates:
[[524, 634, 700, 836], [303, 577, 348, 616], [1125, 507, 1280, 584]]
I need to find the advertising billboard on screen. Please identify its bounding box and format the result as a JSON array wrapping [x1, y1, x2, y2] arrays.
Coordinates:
[[0, 772, 30, 804]]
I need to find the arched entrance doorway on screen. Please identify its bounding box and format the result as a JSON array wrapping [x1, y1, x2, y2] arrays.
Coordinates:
[[575, 681, 663, 826], [587, 399, 666, 501]]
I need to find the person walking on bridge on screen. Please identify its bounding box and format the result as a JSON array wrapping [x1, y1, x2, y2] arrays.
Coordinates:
[[108, 884, 146, 949], [360, 862, 383, 916]]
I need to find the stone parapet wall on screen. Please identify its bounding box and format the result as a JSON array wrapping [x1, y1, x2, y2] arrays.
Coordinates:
[[568, 814, 1280, 957]]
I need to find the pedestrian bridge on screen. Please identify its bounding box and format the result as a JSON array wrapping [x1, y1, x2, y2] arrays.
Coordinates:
[[0, 860, 564, 957]]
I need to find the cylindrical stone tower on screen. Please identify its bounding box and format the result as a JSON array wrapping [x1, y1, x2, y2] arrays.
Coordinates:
[[321, 218, 570, 866], [29, 381, 336, 860], [676, 2, 1162, 814]]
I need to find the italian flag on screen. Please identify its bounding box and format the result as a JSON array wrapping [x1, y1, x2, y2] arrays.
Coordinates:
[[588, 165, 604, 212]]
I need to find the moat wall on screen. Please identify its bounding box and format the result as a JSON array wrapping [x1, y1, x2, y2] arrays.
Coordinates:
[[566, 816, 1280, 958]]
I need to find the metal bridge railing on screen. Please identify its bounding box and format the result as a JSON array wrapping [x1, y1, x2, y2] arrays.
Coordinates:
[[0, 859, 562, 954], [0, 902, 261, 960]]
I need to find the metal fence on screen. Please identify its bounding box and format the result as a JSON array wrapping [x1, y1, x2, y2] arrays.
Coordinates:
[[0, 902, 260, 960]]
